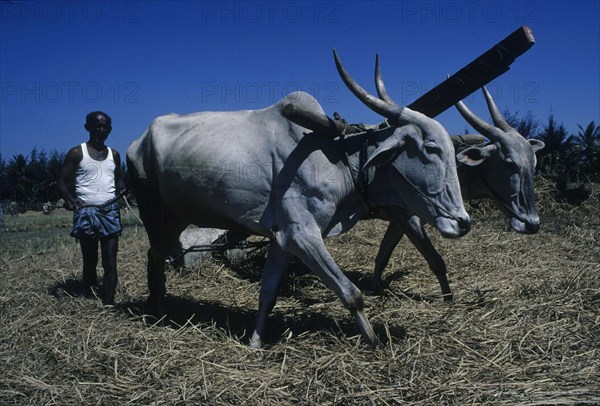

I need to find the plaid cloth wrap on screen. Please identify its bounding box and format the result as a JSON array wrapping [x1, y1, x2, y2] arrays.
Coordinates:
[[71, 203, 123, 239]]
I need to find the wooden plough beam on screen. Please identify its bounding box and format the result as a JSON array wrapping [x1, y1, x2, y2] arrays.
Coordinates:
[[408, 25, 535, 118], [284, 26, 535, 135]]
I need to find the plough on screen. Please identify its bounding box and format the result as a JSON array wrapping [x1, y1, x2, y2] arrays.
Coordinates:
[[165, 231, 267, 265]]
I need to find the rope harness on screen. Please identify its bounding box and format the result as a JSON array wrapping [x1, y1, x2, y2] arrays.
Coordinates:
[[480, 173, 526, 222], [394, 166, 465, 224], [354, 132, 466, 224], [452, 139, 527, 223], [357, 131, 376, 215]]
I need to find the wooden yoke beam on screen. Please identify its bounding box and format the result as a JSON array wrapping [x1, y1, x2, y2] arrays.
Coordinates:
[[284, 26, 535, 135], [408, 26, 535, 118]]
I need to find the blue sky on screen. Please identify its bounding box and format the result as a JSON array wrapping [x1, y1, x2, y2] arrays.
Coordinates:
[[1, 0, 599, 160]]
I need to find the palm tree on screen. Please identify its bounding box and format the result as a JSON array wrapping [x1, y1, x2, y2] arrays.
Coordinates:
[[574, 121, 600, 179], [575, 121, 600, 158], [536, 113, 574, 174], [47, 150, 66, 201], [503, 109, 540, 139], [6, 154, 29, 202], [0, 154, 6, 199]]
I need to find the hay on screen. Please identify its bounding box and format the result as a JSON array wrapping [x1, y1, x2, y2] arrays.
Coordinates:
[[1, 182, 599, 404]]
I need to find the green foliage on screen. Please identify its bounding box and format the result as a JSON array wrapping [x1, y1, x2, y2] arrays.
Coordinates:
[[574, 121, 600, 180], [535, 113, 575, 177], [0, 148, 65, 211], [503, 111, 600, 184], [542, 119, 600, 182], [503, 109, 540, 139]]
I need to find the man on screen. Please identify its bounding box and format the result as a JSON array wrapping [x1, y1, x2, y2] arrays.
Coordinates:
[[58, 111, 127, 305]]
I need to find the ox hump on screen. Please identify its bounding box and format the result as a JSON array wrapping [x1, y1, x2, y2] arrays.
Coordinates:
[[275, 91, 325, 116]]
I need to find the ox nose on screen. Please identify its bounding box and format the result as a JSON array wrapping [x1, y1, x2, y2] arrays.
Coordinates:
[[457, 215, 471, 235], [526, 220, 540, 234]]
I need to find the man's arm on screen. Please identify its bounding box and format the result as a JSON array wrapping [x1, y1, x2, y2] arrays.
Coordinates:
[[58, 146, 82, 210], [112, 149, 130, 198]]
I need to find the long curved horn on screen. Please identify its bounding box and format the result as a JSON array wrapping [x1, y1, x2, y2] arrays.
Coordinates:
[[482, 86, 512, 132], [374, 53, 396, 105], [333, 49, 402, 119], [455, 99, 496, 138]]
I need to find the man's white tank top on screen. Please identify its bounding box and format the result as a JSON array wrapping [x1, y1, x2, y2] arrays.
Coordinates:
[[75, 143, 116, 206]]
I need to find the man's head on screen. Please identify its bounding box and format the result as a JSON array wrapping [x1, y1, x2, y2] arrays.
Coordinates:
[[85, 111, 112, 143]]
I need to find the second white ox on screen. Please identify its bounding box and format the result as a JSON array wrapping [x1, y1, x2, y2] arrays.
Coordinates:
[[126, 53, 470, 348], [369, 61, 545, 299]]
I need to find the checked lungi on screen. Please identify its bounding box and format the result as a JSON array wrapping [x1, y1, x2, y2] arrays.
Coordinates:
[[71, 203, 123, 240]]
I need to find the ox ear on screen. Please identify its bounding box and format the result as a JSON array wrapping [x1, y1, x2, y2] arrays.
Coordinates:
[[362, 125, 418, 170], [363, 137, 405, 170], [456, 144, 497, 166], [528, 139, 545, 154]]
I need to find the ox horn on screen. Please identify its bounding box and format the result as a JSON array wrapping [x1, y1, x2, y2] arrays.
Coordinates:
[[374, 53, 396, 105], [455, 98, 497, 139], [334, 49, 409, 121], [482, 86, 512, 132]]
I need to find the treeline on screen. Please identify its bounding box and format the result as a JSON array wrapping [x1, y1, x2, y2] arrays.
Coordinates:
[[504, 113, 600, 183], [0, 148, 129, 213], [1, 112, 599, 212], [502, 113, 600, 203], [0, 148, 66, 212]]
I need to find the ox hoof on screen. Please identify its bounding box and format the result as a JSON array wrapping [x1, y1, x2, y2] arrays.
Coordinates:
[[249, 331, 264, 349], [352, 310, 378, 348], [442, 293, 454, 302], [366, 283, 384, 296], [146, 299, 166, 320]]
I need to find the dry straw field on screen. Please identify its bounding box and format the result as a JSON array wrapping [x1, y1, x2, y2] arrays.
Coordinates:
[[1, 179, 599, 405]]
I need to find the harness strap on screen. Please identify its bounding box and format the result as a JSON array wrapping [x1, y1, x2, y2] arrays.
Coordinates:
[[356, 131, 378, 215], [394, 169, 462, 222], [480, 174, 525, 221], [354, 131, 460, 221]]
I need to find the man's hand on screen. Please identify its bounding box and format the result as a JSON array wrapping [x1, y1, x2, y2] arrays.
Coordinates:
[[121, 188, 134, 203], [63, 198, 78, 211]]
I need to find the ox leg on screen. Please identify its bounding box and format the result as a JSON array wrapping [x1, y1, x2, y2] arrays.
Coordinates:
[[372, 221, 408, 293], [145, 222, 186, 315], [250, 243, 292, 349], [134, 193, 185, 314], [279, 226, 377, 347], [128, 179, 167, 312], [138, 214, 170, 314], [405, 217, 453, 301], [147, 247, 166, 311]]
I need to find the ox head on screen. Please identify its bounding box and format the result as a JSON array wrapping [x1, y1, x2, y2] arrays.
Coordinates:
[[455, 87, 545, 234], [334, 50, 470, 238]]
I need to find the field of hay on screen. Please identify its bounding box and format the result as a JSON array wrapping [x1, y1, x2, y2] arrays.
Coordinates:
[[1, 180, 599, 405]]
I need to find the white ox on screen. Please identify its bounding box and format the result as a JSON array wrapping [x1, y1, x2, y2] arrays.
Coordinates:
[[370, 84, 545, 298], [126, 52, 470, 347]]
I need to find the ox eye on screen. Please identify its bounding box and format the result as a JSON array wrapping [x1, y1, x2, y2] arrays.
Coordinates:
[[505, 157, 517, 166], [424, 142, 441, 155]]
